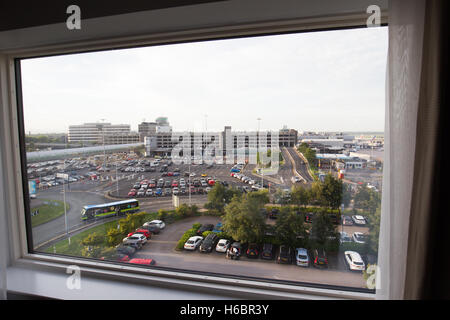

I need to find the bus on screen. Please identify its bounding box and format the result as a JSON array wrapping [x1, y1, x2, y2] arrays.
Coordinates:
[[81, 199, 139, 221]]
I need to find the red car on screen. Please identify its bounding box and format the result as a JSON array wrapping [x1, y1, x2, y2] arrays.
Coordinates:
[[167, 172, 174, 176], [128, 229, 152, 239], [128, 190, 137, 197], [208, 180, 215, 186], [128, 258, 156, 266], [171, 180, 178, 187]]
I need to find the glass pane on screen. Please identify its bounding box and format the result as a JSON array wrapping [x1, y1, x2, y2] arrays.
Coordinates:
[[21, 26, 387, 291]]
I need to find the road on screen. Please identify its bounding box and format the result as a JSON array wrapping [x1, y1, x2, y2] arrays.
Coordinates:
[[283, 147, 314, 183]]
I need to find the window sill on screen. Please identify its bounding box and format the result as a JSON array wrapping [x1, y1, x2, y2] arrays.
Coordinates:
[[8, 254, 375, 300]]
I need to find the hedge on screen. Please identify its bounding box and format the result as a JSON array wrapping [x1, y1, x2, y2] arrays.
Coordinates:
[[175, 223, 203, 250]]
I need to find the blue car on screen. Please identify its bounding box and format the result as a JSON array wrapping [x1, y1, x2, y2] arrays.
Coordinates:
[[212, 222, 223, 233], [155, 188, 163, 196]]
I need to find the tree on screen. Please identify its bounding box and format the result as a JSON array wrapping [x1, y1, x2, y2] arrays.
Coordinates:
[[310, 210, 339, 251], [291, 185, 310, 207], [320, 174, 343, 210], [354, 186, 381, 214], [274, 207, 307, 248], [205, 183, 227, 213], [81, 232, 105, 258], [366, 204, 381, 255], [247, 189, 270, 206], [222, 194, 266, 243]]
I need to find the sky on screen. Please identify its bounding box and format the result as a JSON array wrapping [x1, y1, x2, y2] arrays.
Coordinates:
[[20, 26, 388, 134]]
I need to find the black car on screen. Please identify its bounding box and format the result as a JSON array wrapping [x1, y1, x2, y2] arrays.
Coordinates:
[[312, 248, 328, 268], [261, 243, 274, 260], [199, 233, 219, 253], [268, 208, 279, 219], [116, 244, 136, 257], [277, 245, 292, 264], [197, 223, 214, 236], [246, 243, 260, 258], [226, 242, 242, 260], [140, 224, 160, 234]]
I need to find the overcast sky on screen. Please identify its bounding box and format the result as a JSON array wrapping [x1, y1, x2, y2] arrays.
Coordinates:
[[21, 26, 388, 134]]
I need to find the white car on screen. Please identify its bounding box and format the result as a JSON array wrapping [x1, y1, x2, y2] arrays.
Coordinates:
[[295, 248, 310, 267], [344, 251, 366, 271], [184, 236, 203, 250], [352, 232, 367, 244], [123, 234, 147, 247], [144, 219, 166, 229], [351, 215, 367, 225], [215, 239, 230, 253]]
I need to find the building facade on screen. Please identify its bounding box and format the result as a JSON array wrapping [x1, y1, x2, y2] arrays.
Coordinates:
[[68, 123, 131, 144]]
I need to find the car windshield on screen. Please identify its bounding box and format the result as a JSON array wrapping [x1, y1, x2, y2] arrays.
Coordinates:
[[298, 254, 307, 260]]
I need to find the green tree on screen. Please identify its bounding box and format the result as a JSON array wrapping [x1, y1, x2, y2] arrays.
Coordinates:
[[320, 174, 343, 211], [222, 194, 266, 243], [205, 183, 228, 213], [291, 185, 310, 207], [310, 210, 339, 251], [80, 232, 105, 258], [366, 204, 381, 255], [274, 207, 308, 248]]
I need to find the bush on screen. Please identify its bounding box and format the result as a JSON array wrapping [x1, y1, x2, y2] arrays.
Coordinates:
[[339, 241, 368, 254], [175, 223, 203, 250]]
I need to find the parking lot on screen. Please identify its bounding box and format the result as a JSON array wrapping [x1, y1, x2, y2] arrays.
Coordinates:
[[130, 216, 369, 289]]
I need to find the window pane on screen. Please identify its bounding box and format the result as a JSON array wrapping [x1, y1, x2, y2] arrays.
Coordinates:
[[21, 26, 387, 291]]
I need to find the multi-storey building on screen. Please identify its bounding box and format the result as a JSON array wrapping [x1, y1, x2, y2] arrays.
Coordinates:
[[68, 122, 131, 144]]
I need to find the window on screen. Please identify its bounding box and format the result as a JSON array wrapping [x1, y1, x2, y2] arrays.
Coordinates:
[[15, 25, 387, 296]]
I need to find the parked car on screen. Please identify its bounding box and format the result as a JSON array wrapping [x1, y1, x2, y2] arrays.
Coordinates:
[[116, 244, 136, 257], [277, 245, 292, 264], [144, 220, 166, 230], [226, 242, 242, 260], [312, 248, 328, 268], [128, 258, 156, 266], [155, 188, 163, 196], [352, 232, 367, 244], [184, 236, 203, 250], [197, 223, 214, 236], [128, 190, 137, 197], [128, 229, 151, 239], [145, 189, 153, 196], [342, 215, 354, 225], [139, 224, 160, 234], [351, 215, 367, 225], [102, 252, 130, 262], [339, 231, 352, 244], [261, 243, 274, 260], [123, 234, 147, 247], [215, 239, 230, 253], [246, 243, 260, 259], [269, 208, 279, 219], [305, 212, 314, 223], [344, 251, 366, 271], [295, 248, 310, 267], [212, 222, 223, 233], [199, 233, 219, 253]]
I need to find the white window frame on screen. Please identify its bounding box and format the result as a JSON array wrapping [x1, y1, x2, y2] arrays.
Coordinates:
[[0, 1, 388, 300]]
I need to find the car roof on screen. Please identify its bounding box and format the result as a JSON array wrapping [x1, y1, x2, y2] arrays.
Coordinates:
[[296, 248, 308, 254], [354, 215, 365, 219], [345, 251, 364, 262], [189, 236, 203, 240]]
